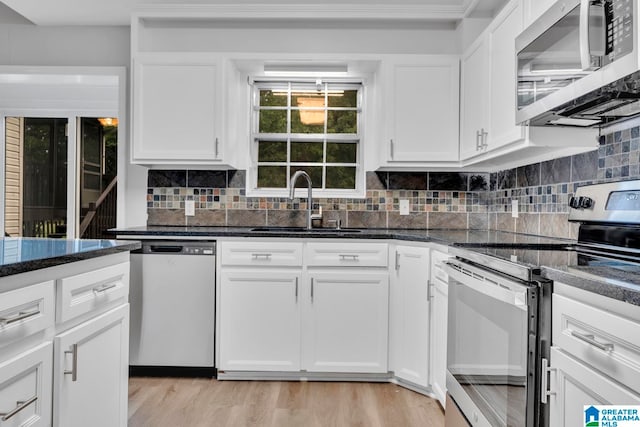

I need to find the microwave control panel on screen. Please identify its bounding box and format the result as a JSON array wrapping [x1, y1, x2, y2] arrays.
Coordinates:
[[605, 0, 633, 61]]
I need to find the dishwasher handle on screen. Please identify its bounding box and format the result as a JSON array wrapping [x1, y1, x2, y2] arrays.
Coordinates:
[[148, 245, 184, 253]]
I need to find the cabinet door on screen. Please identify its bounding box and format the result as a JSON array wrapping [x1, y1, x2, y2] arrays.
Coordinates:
[[132, 54, 223, 163], [549, 347, 640, 427], [430, 250, 449, 406], [304, 271, 388, 373], [460, 38, 489, 160], [383, 57, 459, 164], [53, 304, 129, 427], [487, 0, 525, 149], [390, 246, 430, 387], [0, 342, 52, 427], [219, 271, 301, 372]]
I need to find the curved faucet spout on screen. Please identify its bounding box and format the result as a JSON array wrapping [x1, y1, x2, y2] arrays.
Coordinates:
[[289, 171, 315, 230]]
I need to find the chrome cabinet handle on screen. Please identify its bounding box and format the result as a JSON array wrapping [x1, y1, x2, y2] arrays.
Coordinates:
[[252, 253, 272, 260], [427, 280, 433, 300], [390, 139, 394, 159], [295, 277, 298, 302], [540, 358, 556, 404], [395, 251, 400, 271], [0, 309, 40, 325], [64, 344, 78, 381], [311, 278, 314, 303], [481, 129, 488, 149], [571, 330, 614, 352], [0, 396, 37, 421], [93, 283, 117, 294], [215, 137, 219, 158], [339, 254, 359, 261], [476, 129, 482, 151]]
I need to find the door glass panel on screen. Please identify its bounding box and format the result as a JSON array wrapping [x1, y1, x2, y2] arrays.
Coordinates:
[[4, 117, 68, 237], [79, 117, 118, 238]]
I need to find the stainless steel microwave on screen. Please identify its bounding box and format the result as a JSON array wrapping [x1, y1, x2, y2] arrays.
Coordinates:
[[516, 0, 638, 127]]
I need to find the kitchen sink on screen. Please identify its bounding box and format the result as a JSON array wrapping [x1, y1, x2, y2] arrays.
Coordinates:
[[250, 226, 362, 233]]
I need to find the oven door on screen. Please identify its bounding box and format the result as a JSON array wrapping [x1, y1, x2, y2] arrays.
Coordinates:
[[444, 259, 537, 427]]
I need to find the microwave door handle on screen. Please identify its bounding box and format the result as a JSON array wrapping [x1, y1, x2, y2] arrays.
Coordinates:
[[443, 263, 527, 310], [579, 0, 604, 71]]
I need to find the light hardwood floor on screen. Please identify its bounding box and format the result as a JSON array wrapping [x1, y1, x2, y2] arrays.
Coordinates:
[[128, 377, 445, 427]]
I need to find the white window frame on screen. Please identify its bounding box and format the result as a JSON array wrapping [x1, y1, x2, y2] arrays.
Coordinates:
[[247, 78, 366, 199]]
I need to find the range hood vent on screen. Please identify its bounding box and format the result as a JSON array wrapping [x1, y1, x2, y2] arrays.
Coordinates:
[[527, 70, 640, 128]]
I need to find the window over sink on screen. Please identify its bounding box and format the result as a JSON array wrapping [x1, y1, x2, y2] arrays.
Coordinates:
[[249, 80, 363, 198]]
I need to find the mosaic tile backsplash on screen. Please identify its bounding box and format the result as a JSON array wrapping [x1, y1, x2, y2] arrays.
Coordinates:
[[147, 125, 640, 239]]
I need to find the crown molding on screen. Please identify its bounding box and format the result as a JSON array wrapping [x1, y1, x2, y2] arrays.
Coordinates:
[[133, 3, 468, 22]]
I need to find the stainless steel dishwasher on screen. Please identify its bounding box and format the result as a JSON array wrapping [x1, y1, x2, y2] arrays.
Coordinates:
[[129, 240, 216, 377]]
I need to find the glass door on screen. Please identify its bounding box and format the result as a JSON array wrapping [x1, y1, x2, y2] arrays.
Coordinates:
[[4, 117, 68, 238]]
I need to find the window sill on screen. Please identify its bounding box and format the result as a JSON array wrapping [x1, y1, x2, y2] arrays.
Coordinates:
[[245, 188, 366, 199]]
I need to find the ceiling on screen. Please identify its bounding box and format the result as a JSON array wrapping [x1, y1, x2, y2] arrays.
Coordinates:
[[0, 0, 507, 26]]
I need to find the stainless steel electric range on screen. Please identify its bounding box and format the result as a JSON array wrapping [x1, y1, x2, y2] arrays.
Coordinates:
[[444, 180, 640, 427]]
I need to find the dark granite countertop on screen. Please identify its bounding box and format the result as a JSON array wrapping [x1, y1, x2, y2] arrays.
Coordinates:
[[111, 226, 576, 247], [542, 264, 640, 306], [0, 238, 141, 277]]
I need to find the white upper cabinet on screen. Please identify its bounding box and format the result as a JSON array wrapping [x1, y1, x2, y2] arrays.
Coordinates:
[[379, 56, 460, 168], [460, 0, 597, 168], [523, 0, 557, 27], [460, 38, 489, 161], [131, 53, 225, 165]]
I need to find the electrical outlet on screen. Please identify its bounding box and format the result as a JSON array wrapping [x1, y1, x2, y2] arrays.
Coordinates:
[[511, 199, 519, 218], [399, 199, 410, 216], [185, 199, 195, 216]]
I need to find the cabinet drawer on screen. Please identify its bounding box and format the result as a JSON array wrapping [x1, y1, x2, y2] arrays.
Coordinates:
[[57, 262, 129, 324], [0, 282, 54, 348], [0, 342, 52, 427], [305, 242, 388, 267], [553, 294, 640, 393], [219, 242, 303, 267], [430, 250, 450, 284]]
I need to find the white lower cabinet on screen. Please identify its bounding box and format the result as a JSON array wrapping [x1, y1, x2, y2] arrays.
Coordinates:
[[218, 271, 301, 371], [218, 240, 389, 376], [53, 304, 129, 427], [304, 271, 388, 373], [548, 285, 640, 427], [0, 342, 52, 427], [549, 347, 640, 427], [390, 245, 431, 388], [429, 248, 449, 407]]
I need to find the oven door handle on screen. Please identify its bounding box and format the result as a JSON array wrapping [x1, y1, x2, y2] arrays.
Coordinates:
[[443, 262, 528, 309]]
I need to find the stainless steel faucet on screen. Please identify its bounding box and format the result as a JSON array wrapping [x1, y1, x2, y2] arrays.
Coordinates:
[[289, 170, 321, 230]]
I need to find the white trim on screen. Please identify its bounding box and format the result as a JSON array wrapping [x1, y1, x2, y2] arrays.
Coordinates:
[[133, 4, 466, 21]]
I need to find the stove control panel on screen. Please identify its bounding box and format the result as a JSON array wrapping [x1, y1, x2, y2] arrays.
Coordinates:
[[569, 180, 640, 223], [569, 196, 594, 209]]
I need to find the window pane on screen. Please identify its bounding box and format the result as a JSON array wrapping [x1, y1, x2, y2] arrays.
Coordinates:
[[260, 89, 288, 107], [258, 140, 287, 162], [291, 167, 322, 189], [291, 110, 324, 133], [327, 142, 357, 163], [328, 90, 358, 108], [258, 166, 287, 188], [291, 142, 323, 163], [326, 167, 356, 189], [327, 110, 357, 134], [292, 91, 325, 108], [259, 110, 287, 133]]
